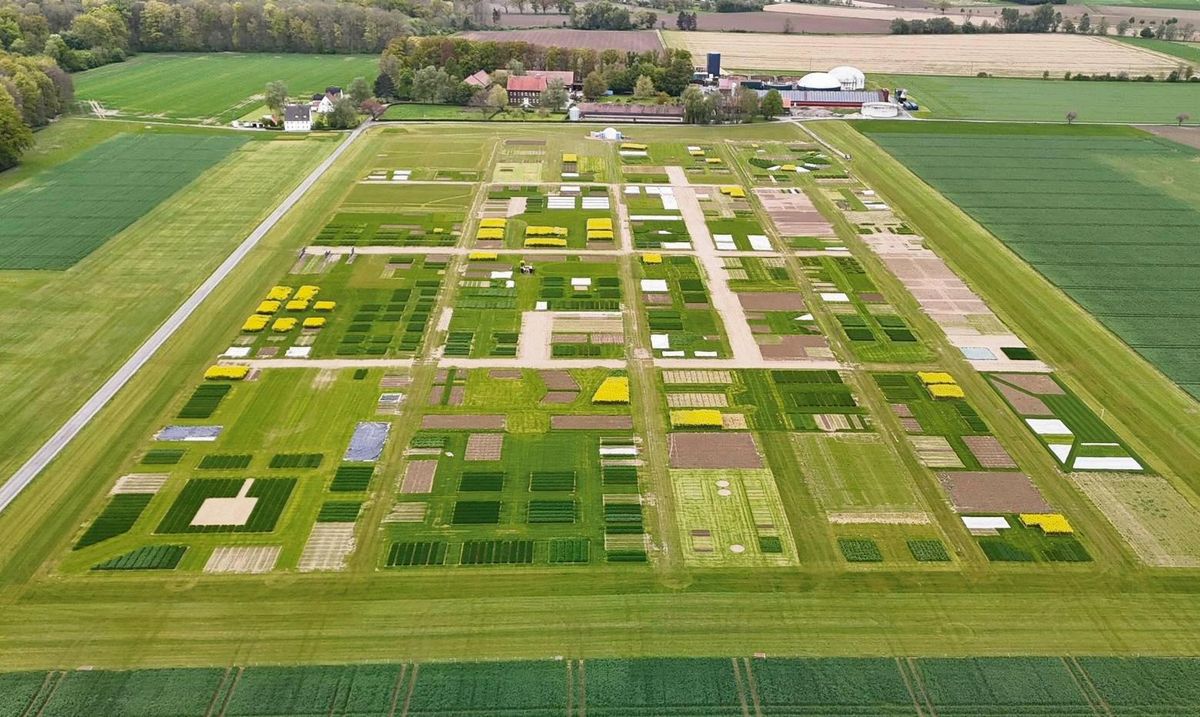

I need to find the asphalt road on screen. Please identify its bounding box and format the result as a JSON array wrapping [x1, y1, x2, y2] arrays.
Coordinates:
[[0, 122, 369, 516]]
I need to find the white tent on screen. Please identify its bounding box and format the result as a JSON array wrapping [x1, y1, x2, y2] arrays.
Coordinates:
[[591, 127, 623, 141]]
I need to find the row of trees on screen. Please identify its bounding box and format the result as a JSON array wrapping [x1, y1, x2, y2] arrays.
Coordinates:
[[569, 0, 657, 29], [893, 4, 1195, 38], [681, 85, 783, 124], [0, 0, 476, 72], [0, 49, 72, 169]]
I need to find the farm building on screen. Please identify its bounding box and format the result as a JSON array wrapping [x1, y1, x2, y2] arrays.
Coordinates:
[[282, 104, 312, 132], [753, 88, 888, 109], [464, 70, 492, 89], [829, 66, 867, 91], [575, 103, 684, 123], [311, 87, 342, 114], [505, 70, 578, 106]]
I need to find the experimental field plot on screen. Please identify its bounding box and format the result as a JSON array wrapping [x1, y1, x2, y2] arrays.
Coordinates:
[[619, 142, 734, 184], [479, 185, 616, 250], [386, 368, 648, 566], [638, 255, 730, 359], [735, 140, 846, 184], [317, 184, 471, 247], [859, 122, 1200, 399], [801, 256, 932, 363], [0, 133, 246, 269], [63, 368, 383, 574]]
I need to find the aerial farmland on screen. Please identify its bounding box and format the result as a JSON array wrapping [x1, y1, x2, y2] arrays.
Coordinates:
[[2, 55, 1200, 712]]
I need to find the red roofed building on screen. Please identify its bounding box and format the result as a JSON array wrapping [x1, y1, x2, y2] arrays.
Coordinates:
[[506, 74, 548, 105]]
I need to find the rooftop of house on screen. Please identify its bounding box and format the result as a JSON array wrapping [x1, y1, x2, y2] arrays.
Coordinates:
[[577, 103, 684, 117], [283, 104, 311, 122], [507, 75, 548, 93]]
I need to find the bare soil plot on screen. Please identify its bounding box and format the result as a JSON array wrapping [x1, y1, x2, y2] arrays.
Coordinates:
[[993, 373, 1065, 395], [962, 436, 1017, 469], [385, 502, 427, 522], [663, 370, 733, 385], [738, 292, 806, 312], [1144, 125, 1200, 151], [755, 189, 834, 237], [111, 474, 168, 495], [489, 369, 522, 380], [298, 523, 357, 572], [1072, 473, 1200, 567], [461, 29, 663, 52], [669, 432, 764, 469], [758, 334, 830, 360], [465, 433, 503, 461], [667, 393, 729, 408], [664, 32, 1180, 77], [993, 382, 1052, 416], [540, 369, 578, 391], [203, 545, 281, 574], [938, 471, 1052, 513], [551, 415, 634, 430], [540, 391, 578, 404], [401, 461, 438, 494], [420, 414, 505, 430]]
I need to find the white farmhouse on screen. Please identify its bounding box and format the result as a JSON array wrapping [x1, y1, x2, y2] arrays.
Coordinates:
[[283, 104, 312, 132]]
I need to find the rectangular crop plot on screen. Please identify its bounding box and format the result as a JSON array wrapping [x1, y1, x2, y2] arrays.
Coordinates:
[[460, 540, 534, 565], [0, 133, 246, 269], [155, 478, 294, 533], [452, 500, 502, 524], [92, 545, 187, 571], [404, 660, 566, 715], [387, 541, 448, 566], [74, 494, 153, 549], [915, 657, 1094, 715], [584, 658, 742, 716]]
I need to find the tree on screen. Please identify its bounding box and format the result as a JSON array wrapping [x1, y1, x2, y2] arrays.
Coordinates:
[[486, 84, 509, 113], [735, 86, 758, 120], [760, 89, 784, 119], [582, 70, 607, 100], [633, 74, 655, 100], [1078, 13, 1091, 33], [676, 10, 697, 30], [681, 85, 709, 123], [0, 88, 33, 170], [361, 98, 385, 119], [1140, 26, 1154, 38], [264, 80, 288, 115], [1097, 16, 1109, 35], [540, 79, 568, 110], [411, 65, 453, 103], [374, 72, 396, 101], [634, 10, 658, 29], [349, 76, 371, 105], [325, 97, 360, 129], [1065, 110, 1077, 124], [1179, 113, 1191, 126], [1116, 20, 1129, 36], [507, 59, 525, 75]]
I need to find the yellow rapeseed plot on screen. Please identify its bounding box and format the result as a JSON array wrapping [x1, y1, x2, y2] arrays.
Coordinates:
[[670, 409, 724, 428], [204, 365, 249, 380], [468, 251, 498, 260], [781, 164, 797, 171], [266, 286, 292, 301], [620, 142, 647, 150], [720, 185, 746, 198], [475, 228, 505, 240], [242, 315, 269, 332], [562, 153, 578, 163], [705, 157, 723, 164], [1019, 513, 1074, 534], [587, 230, 614, 241], [479, 218, 507, 228], [285, 299, 310, 312], [524, 237, 568, 248], [303, 317, 327, 329], [295, 285, 320, 300], [917, 371, 956, 385], [928, 383, 965, 399], [688, 149, 705, 156], [272, 318, 298, 332], [256, 300, 280, 315], [313, 300, 336, 311], [642, 253, 662, 264], [586, 218, 613, 231], [591, 376, 630, 404], [525, 226, 568, 237]]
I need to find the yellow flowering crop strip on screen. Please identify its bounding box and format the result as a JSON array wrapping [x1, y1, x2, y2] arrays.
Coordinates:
[[591, 377, 630, 405], [670, 409, 724, 428], [285, 299, 310, 312], [266, 286, 292, 301], [204, 365, 249, 380], [475, 228, 505, 240], [1019, 513, 1074, 535], [241, 315, 268, 332], [295, 285, 320, 301], [272, 318, 298, 332], [255, 300, 280, 315], [468, 251, 499, 261], [642, 253, 662, 264], [524, 237, 568, 248], [313, 300, 336, 312], [303, 317, 327, 329], [917, 371, 956, 385], [928, 384, 965, 399], [479, 218, 507, 228]]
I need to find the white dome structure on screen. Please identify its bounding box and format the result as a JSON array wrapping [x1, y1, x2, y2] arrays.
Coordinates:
[[829, 65, 866, 91], [797, 72, 841, 91]]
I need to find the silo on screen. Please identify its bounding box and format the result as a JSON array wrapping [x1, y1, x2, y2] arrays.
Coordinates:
[[706, 52, 721, 77]]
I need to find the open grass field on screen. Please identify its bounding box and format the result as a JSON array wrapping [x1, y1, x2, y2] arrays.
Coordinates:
[[662, 31, 1182, 77], [878, 74, 1200, 124], [2, 119, 1200, 682], [74, 53, 380, 122], [1116, 37, 1200, 63], [856, 121, 1200, 400], [0, 119, 337, 484]]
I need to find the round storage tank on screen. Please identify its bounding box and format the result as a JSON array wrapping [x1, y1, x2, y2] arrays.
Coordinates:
[[797, 72, 841, 91], [829, 66, 866, 91]]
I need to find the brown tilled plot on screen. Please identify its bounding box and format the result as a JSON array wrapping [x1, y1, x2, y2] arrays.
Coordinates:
[[754, 189, 834, 236], [540, 370, 579, 391], [669, 432, 763, 469], [421, 414, 506, 430], [465, 433, 503, 461], [401, 461, 438, 493], [938, 471, 1052, 513], [759, 334, 828, 360], [489, 369, 523, 380], [993, 382, 1051, 416], [737, 292, 806, 312], [551, 415, 634, 430], [993, 373, 1065, 395], [541, 391, 579, 404], [962, 436, 1017, 469]]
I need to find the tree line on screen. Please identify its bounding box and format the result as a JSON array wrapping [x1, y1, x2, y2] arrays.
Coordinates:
[[891, 3, 1195, 38], [0, 48, 72, 169], [0, 0, 476, 72]]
